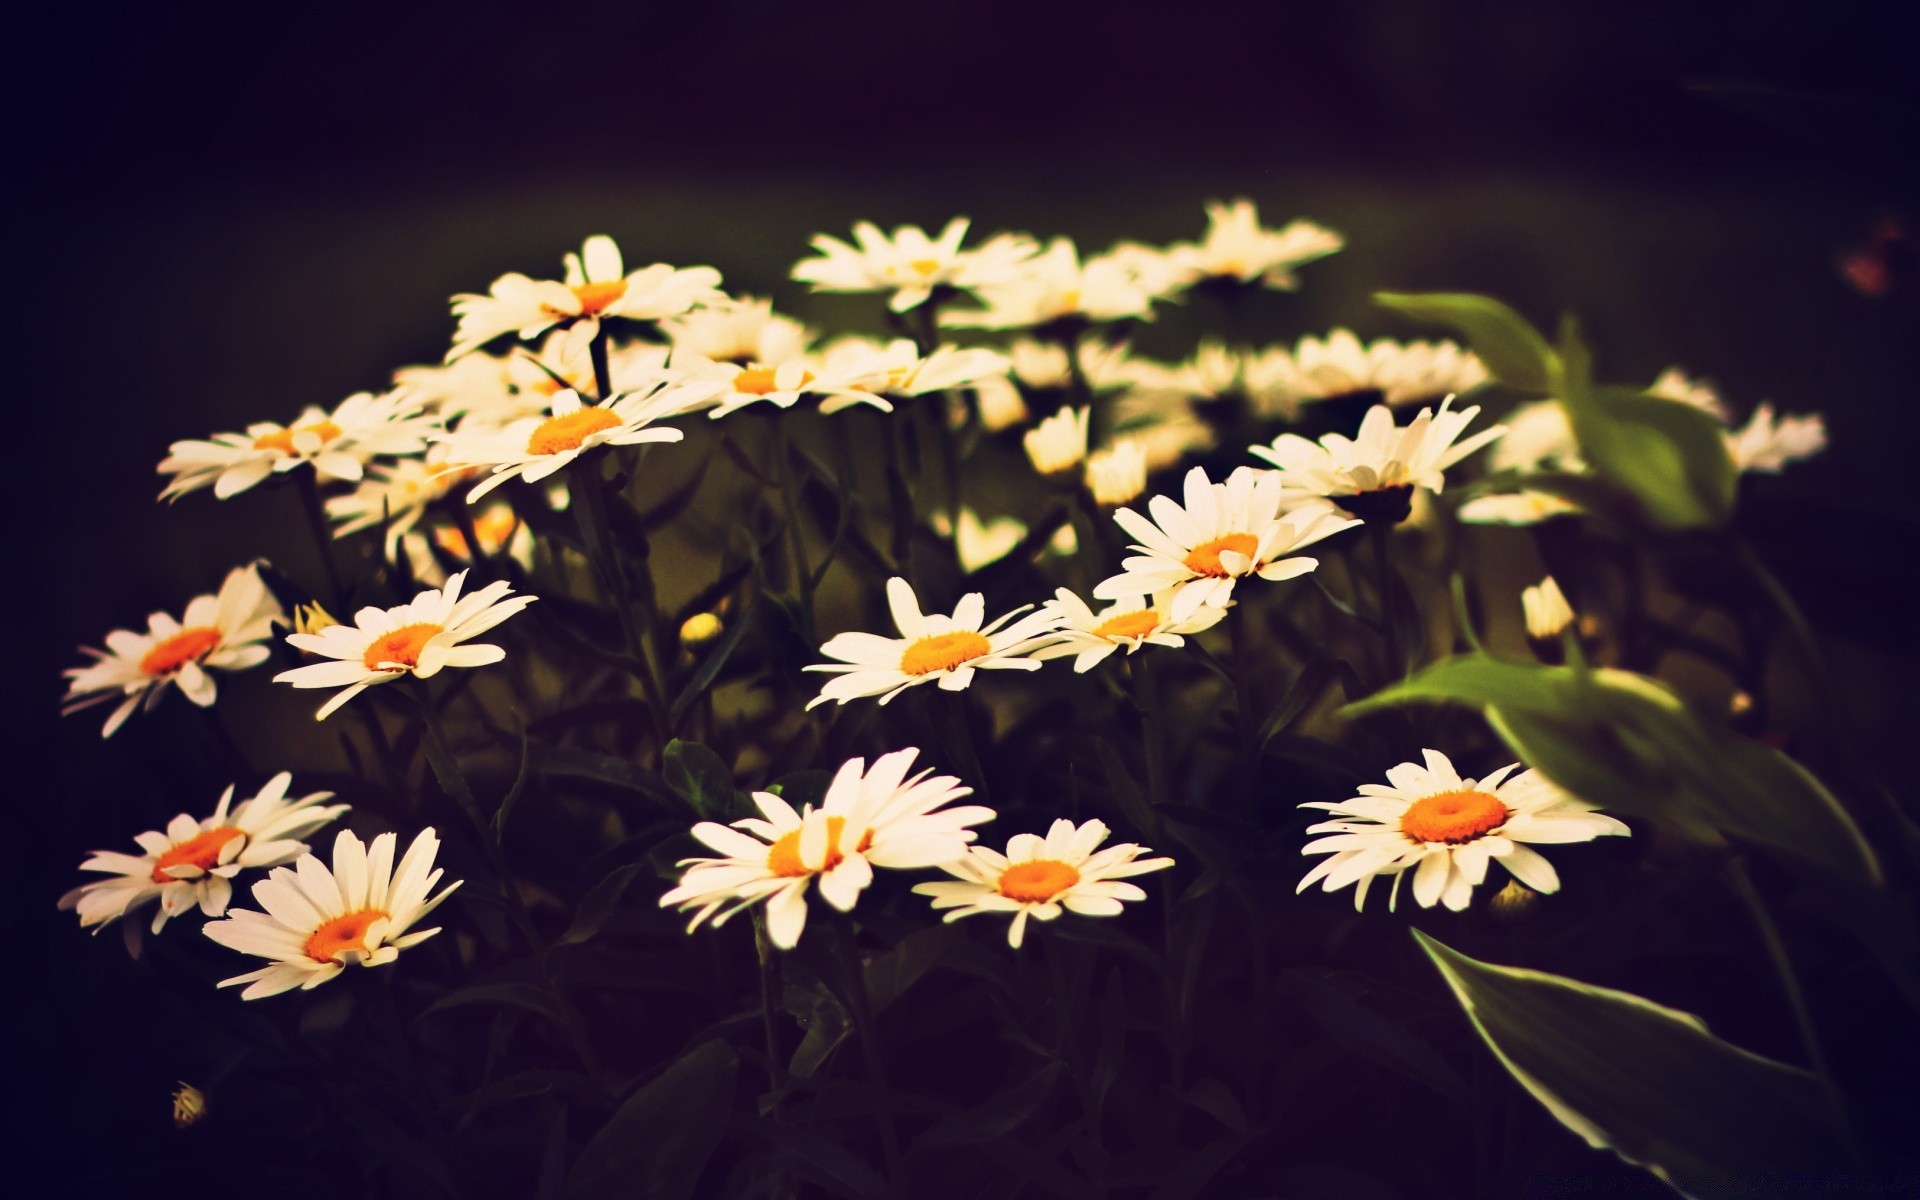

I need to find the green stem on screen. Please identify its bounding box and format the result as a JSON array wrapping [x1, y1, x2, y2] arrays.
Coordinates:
[[1225, 597, 1259, 810], [752, 911, 786, 1108], [881, 411, 916, 574], [771, 415, 816, 644], [1370, 521, 1404, 682], [294, 467, 347, 607], [569, 457, 671, 751], [589, 326, 615, 401], [830, 922, 900, 1185], [1128, 656, 1169, 808]]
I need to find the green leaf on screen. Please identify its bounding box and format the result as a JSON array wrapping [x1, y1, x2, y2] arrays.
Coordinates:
[[1344, 654, 1879, 884], [559, 862, 651, 945], [1414, 930, 1850, 1185], [662, 739, 748, 821], [529, 741, 678, 806], [565, 1039, 738, 1200], [1374, 292, 1557, 393], [788, 926, 960, 1078]]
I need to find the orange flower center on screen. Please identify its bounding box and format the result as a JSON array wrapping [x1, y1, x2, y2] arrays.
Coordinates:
[[1183, 533, 1259, 578], [138, 626, 223, 676], [1092, 609, 1160, 641], [571, 280, 628, 315], [997, 859, 1081, 903], [253, 420, 343, 456], [526, 406, 622, 455], [732, 367, 814, 395], [1400, 790, 1510, 844], [150, 826, 245, 883], [900, 630, 992, 676], [362, 622, 444, 672], [908, 258, 942, 277], [302, 908, 390, 963], [433, 508, 520, 559], [765, 817, 873, 878]]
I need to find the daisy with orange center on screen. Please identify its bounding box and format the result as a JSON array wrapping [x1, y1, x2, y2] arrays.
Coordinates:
[[914, 818, 1173, 949], [1296, 749, 1629, 913], [805, 577, 1062, 709], [446, 234, 726, 361], [1161, 199, 1344, 291], [791, 218, 1040, 313], [1030, 587, 1227, 673], [660, 748, 993, 949], [59, 773, 348, 936], [63, 564, 282, 737], [440, 383, 713, 504], [203, 828, 461, 1000], [158, 390, 436, 501], [1093, 465, 1362, 623], [1249, 396, 1505, 522], [811, 336, 1012, 415], [400, 502, 535, 586], [274, 569, 535, 719]]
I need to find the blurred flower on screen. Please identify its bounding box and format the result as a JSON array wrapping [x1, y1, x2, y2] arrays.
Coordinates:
[[447, 234, 724, 361], [680, 612, 723, 646], [326, 449, 467, 557], [1095, 466, 1361, 621], [291, 602, 339, 637], [1296, 749, 1629, 912], [1250, 397, 1504, 522], [1158, 340, 1244, 401], [274, 569, 536, 719], [805, 577, 1059, 708], [662, 296, 811, 367], [1648, 367, 1731, 421], [1456, 490, 1583, 526], [913, 818, 1173, 949], [942, 238, 1154, 330], [1241, 330, 1488, 415], [814, 337, 1010, 415], [1725, 404, 1826, 473], [205, 828, 461, 1000], [1008, 337, 1136, 392], [1084, 438, 1148, 506], [159, 391, 435, 501], [661, 748, 993, 949], [60, 773, 347, 935], [1164, 199, 1343, 290], [63, 564, 282, 737], [972, 375, 1030, 432], [1492, 367, 1726, 475], [402, 503, 535, 585], [1488, 879, 1538, 922], [1030, 587, 1226, 673], [443, 386, 700, 502], [1522, 575, 1575, 640], [171, 1083, 207, 1130], [939, 508, 1025, 573], [1024, 406, 1090, 475], [791, 218, 1038, 312]]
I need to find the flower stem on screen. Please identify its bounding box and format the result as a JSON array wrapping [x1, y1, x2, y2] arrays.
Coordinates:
[[828, 920, 900, 1183], [770, 414, 816, 644], [752, 910, 786, 1107], [568, 457, 671, 751], [293, 467, 347, 607], [1225, 597, 1259, 810], [1369, 521, 1404, 682]]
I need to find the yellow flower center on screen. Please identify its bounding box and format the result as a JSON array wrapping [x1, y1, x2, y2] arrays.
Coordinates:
[[900, 630, 992, 676], [150, 826, 245, 883], [732, 367, 814, 396], [909, 257, 942, 277], [253, 420, 343, 456], [765, 817, 872, 878], [997, 859, 1081, 903], [362, 622, 444, 672], [526, 406, 622, 455], [1183, 533, 1258, 578], [1400, 790, 1510, 844], [1092, 609, 1160, 641], [433, 508, 520, 559], [571, 280, 628, 315], [138, 626, 223, 676], [1059, 289, 1082, 312], [302, 908, 389, 963]]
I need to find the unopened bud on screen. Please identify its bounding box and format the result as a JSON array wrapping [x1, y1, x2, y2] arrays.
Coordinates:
[[1522, 576, 1574, 640], [972, 375, 1030, 433], [1023, 407, 1090, 476], [680, 612, 723, 646], [1730, 690, 1755, 716], [293, 602, 339, 637], [1084, 439, 1147, 507], [172, 1082, 207, 1129], [1489, 879, 1538, 922]]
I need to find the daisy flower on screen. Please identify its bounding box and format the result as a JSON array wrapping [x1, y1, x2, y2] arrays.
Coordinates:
[[441, 385, 702, 503], [274, 569, 536, 719], [1725, 404, 1826, 473], [913, 818, 1173, 949], [1296, 749, 1629, 912], [1093, 465, 1362, 621], [1455, 490, 1583, 526], [203, 828, 461, 999], [1522, 575, 1576, 640], [400, 503, 536, 586], [158, 390, 436, 501], [972, 375, 1031, 432], [325, 450, 468, 556], [805, 577, 1060, 708], [662, 295, 812, 367], [59, 773, 348, 935], [1030, 587, 1226, 673], [660, 747, 994, 949], [1249, 397, 1505, 523], [1024, 406, 1091, 475], [1165, 199, 1344, 290], [813, 337, 1011, 415], [63, 564, 282, 737], [1008, 337, 1138, 393], [446, 234, 725, 361], [1084, 438, 1149, 506], [791, 218, 1039, 313], [1241, 330, 1489, 417], [941, 238, 1154, 330]]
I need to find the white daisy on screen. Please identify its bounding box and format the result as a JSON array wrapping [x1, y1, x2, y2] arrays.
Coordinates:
[[1084, 438, 1149, 507], [158, 390, 436, 501], [1456, 490, 1583, 526], [204, 827, 462, 999], [1107, 387, 1218, 471], [662, 295, 812, 367], [1522, 576, 1576, 639], [1296, 750, 1629, 912], [273, 569, 536, 719], [1030, 587, 1226, 673], [792, 218, 1039, 313], [325, 450, 470, 557], [63, 564, 283, 737], [941, 238, 1154, 330], [673, 351, 826, 419], [813, 337, 1011, 415], [446, 234, 725, 361], [1649, 367, 1732, 421], [913, 818, 1173, 949], [1726, 404, 1826, 473], [805, 577, 1060, 708], [942, 508, 1026, 573], [1241, 330, 1489, 416], [972, 375, 1031, 432], [1249, 397, 1505, 522], [1008, 337, 1138, 392], [1164, 199, 1343, 290], [60, 773, 348, 934], [1093, 466, 1362, 621], [660, 747, 994, 949], [441, 385, 701, 503], [1024, 406, 1091, 475]]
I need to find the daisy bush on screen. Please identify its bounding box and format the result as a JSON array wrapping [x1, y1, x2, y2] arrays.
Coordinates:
[[54, 200, 1911, 1197]]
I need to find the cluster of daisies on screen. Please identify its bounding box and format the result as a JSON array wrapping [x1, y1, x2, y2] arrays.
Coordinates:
[[60, 200, 1828, 996]]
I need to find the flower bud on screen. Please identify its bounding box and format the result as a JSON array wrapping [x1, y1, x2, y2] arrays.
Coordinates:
[[1084, 439, 1147, 506], [172, 1082, 207, 1129], [1489, 879, 1537, 922], [972, 375, 1030, 433], [1521, 576, 1574, 640], [680, 612, 724, 646], [293, 602, 339, 637], [1023, 407, 1090, 476]]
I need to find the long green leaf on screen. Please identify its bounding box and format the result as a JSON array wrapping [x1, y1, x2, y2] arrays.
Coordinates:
[[565, 1039, 738, 1200], [1374, 291, 1557, 393]]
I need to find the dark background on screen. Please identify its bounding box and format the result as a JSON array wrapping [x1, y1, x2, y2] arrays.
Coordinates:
[[10, 0, 1919, 1192]]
